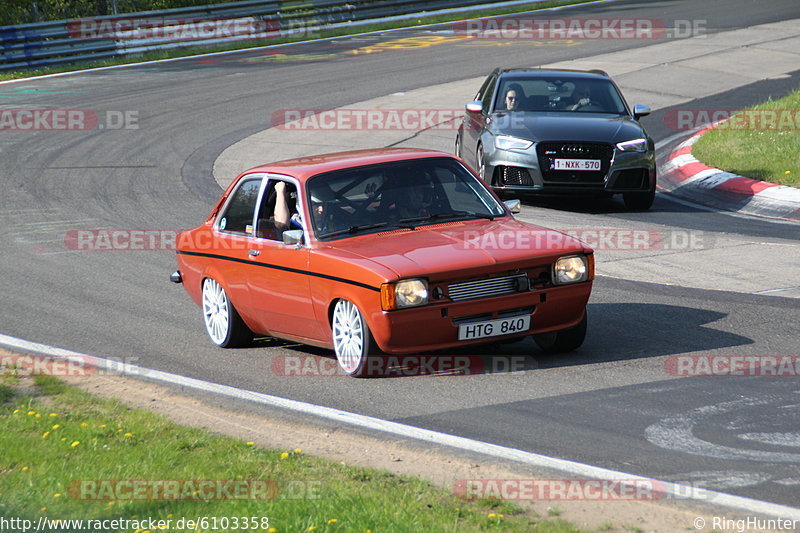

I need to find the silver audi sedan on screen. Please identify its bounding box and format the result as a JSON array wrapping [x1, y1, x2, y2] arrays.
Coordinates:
[[455, 68, 656, 210]]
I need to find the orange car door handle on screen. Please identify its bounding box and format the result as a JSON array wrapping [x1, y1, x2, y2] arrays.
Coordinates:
[[248, 249, 260, 257]]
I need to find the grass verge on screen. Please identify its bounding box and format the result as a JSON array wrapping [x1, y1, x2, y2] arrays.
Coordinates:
[[0, 0, 591, 81], [691, 89, 800, 187], [0, 373, 584, 532]]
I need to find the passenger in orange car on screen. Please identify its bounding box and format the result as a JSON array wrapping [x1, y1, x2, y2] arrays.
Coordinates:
[[257, 180, 301, 240]]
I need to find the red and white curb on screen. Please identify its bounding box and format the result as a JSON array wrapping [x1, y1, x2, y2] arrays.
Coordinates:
[[660, 123, 800, 223]]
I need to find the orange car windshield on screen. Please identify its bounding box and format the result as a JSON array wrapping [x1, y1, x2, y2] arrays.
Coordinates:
[[307, 158, 506, 240]]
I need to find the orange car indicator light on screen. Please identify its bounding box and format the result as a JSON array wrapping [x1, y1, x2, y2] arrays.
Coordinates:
[[381, 283, 396, 311]]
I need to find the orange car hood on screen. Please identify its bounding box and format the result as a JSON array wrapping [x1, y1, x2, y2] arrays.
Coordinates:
[[320, 217, 588, 280]]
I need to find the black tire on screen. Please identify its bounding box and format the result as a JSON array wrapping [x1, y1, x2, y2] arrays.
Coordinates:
[[623, 187, 655, 210], [331, 299, 380, 377], [533, 313, 587, 354], [201, 277, 253, 348], [476, 143, 486, 181], [623, 170, 656, 210]]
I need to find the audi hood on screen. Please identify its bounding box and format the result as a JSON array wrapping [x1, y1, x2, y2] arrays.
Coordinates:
[[489, 112, 647, 143]]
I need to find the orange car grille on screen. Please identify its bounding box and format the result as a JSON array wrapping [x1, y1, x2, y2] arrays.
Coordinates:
[[447, 273, 528, 302]]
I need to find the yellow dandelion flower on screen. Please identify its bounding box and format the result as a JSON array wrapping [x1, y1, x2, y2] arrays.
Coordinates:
[[308, 527, 317, 532], [166, 515, 173, 519], [21, 466, 29, 471], [40, 507, 46, 512], [49, 413, 58, 417], [35, 414, 42, 418], [498, 514, 504, 518], [81, 422, 88, 428], [246, 441, 255, 446], [52, 424, 60, 430], [124, 433, 133, 437], [785, 170, 791, 174], [70, 441, 80, 447], [280, 452, 289, 460], [27, 411, 36, 415], [293, 448, 302, 454], [267, 529, 277, 533], [327, 519, 338, 524], [54, 493, 62, 498], [107, 501, 115, 506], [99, 424, 107, 428], [488, 513, 496, 518], [60, 437, 66, 441], [13, 409, 20, 414], [117, 429, 123, 433], [42, 432, 50, 438]]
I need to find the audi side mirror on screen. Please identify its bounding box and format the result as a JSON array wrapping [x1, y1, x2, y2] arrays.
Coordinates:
[[633, 104, 651, 119], [465, 100, 483, 113]]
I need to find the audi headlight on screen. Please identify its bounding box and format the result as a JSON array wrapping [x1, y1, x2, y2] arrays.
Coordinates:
[[553, 255, 591, 285], [381, 279, 428, 310], [495, 135, 533, 151], [616, 138, 648, 152]]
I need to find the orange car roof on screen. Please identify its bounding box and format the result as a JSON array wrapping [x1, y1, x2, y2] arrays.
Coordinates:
[[239, 147, 454, 182]]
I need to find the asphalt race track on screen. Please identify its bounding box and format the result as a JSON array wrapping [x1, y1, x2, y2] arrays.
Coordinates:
[[1, 0, 799, 514]]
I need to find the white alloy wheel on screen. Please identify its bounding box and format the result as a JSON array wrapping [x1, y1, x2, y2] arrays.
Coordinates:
[[203, 278, 230, 346], [201, 277, 252, 348], [332, 299, 372, 375]]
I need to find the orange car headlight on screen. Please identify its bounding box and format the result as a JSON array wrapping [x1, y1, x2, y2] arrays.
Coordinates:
[[381, 279, 428, 310], [553, 255, 591, 285]]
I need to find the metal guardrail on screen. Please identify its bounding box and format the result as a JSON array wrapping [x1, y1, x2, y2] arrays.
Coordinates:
[[0, 0, 520, 72]]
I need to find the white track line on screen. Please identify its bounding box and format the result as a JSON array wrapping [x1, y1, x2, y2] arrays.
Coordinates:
[[1, 332, 799, 519]]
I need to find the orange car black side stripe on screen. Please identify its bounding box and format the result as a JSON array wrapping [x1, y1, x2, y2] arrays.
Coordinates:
[[176, 250, 381, 292]]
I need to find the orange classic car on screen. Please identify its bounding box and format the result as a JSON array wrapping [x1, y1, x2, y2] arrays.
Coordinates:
[[172, 148, 593, 376]]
